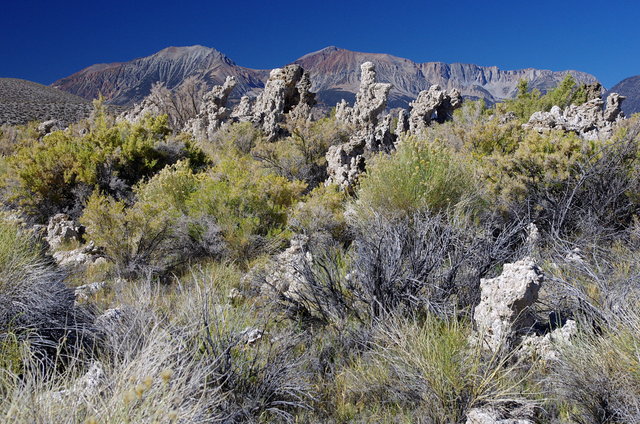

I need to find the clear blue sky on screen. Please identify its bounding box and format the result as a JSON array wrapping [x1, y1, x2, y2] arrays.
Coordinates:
[[1, 0, 638, 88]]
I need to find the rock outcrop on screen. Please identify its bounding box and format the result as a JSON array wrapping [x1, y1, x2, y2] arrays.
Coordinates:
[[230, 95, 253, 122], [408, 85, 462, 134], [52, 241, 106, 269], [185, 76, 237, 139], [250, 64, 316, 141], [260, 235, 312, 298], [473, 257, 543, 352], [45, 213, 82, 250], [466, 407, 533, 424], [334, 62, 392, 129], [519, 319, 577, 361], [37, 119, 62, 137], [326, 62, 395, 190], [523, 92, 626, 140], [117, 95, 163, 124]]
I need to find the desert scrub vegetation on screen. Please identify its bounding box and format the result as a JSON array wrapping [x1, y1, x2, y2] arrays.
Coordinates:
[[0, 218, 95, 372], [500, 74, 594, 121], [4, 78, 640, 423], [3, 100, 206, 221], [355, 136, 481, 217]]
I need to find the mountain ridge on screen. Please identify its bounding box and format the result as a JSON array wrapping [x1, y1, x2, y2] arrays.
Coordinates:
[[52, 45, 600, 109]]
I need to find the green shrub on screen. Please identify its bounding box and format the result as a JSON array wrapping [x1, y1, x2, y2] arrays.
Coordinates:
[[481, 129, 593, 206], [500, 75, 593, 121], [6, 102, 205, 221], [356, 137, 480, 217], [290, 184, 348, 242], [208, 121, 266, 155], [252, 116, 351, 188], [335, 315, 533, 422], [186, 153, 306, 258], [81, 153, 307, 273]]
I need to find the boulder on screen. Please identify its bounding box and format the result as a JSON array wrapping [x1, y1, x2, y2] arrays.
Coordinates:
[[466, 407, 533, 424], [37, 119, 62, 137], [52, 241, 106, 268], [74, 281, 108, 302], [261, 235, 313, 298], [45, 213, 82, 250], [519, 319, 577, 361], [473, 257, 543, 352]]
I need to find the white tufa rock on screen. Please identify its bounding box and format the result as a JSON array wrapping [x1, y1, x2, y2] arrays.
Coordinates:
[[52, 241, 105, 268], [466, 407, 533, 424], [251, 64, 316, 141], [523, 92, 626, 140], [262, 235, 313, 298], [473, 257, 543, 352], [519, 319, 577, 361], [45, 213, 82, 250], [184, 76, 237, 140], [408, 85, 462, 134], [326, 62, 395, 190]]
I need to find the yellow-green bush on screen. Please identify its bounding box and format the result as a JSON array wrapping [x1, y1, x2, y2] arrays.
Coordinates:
[[356, 137, 480, 217], [81, 152, 307, 272], [499, 75, 591, 121], [335, 315, 532, 422], [0, 217, 43, 293], [252, 116, 351, 187], [6, 103, 205, 221], [480, 129, 596, 206], [185, 153, 306, 257], [290, 184, 348, 241]]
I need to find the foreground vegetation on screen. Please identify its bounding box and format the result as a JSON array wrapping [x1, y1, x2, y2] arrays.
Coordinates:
[[2, 79, 640, 423]]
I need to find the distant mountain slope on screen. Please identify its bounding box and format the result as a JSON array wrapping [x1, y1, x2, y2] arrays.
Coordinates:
[[52, 45, 600, 109], [606, 76, 640, 116], [52, 45, 270, 106], [0, 78, 93, 126], [295, 47, 599, 108]]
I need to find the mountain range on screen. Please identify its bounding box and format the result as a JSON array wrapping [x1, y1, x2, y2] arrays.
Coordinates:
[[52, 45, 601, 109]]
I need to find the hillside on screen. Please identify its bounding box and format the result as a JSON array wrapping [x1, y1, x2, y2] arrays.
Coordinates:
[[606, 75, 640, 116], [52, 45, 599, 108], [52, 45, 270, 106], [0, 78, 94, 126], [295, 46, 599, 107]]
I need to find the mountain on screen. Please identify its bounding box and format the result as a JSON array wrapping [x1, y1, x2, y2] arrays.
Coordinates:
[[52, 45, 599, 109], [0, 78, 93, 125], [295, 47, 599, 108], [52, 45, 269, 106], [606, 76, 640, 116]]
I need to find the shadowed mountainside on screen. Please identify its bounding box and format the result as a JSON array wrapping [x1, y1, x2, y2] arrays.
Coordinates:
[[606, 75, 640, 116]]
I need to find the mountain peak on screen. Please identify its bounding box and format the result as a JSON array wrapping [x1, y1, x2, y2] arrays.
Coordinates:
[[297, 46, 343, 60]]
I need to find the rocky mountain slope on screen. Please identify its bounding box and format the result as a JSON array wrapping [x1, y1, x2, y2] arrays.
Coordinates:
[[52, 45, 599, 109], [52, 46, 269, 106], [0, 78, 94, 126], [296, 47, 598, 107], [606, 75, 640, 116]]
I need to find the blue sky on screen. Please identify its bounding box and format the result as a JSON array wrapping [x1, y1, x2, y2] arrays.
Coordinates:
[[1, 0, 638, 88]]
